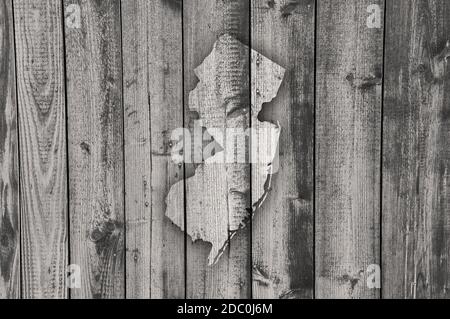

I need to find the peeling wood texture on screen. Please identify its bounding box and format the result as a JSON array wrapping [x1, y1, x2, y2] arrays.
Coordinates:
[[64, 0, 124, 299], [382, 0, 450, 299], [13, 0, 68, 299], [316, 0, 383, 298], [121, 0, 185, 299], [251, 0, 315, 299], [0, 0, 19, 299], [182, 0, 251, 299], [166, 34, 284, 282]]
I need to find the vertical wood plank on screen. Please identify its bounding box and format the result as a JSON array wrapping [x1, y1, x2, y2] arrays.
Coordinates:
[[147, 0, 185, 299], [0, 0, 20, 299], [121, 0, 151, 299], [64, 0, 124, 298], [250, 0, 315, 299], [14, 0, 68, 298], [183, 0, 251, 299], [383, 0, 450, 298], [316, 0, 383, 298], [121, 0, 185, 298]]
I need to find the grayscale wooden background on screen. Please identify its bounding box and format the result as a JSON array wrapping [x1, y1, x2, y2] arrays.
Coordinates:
[[0, 0, 449, 299]]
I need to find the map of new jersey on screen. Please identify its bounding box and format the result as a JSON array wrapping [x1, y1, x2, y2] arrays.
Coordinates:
[[166, 34, 285, 265]]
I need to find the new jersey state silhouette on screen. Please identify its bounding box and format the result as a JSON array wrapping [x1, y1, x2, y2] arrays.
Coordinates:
[[166, 34, 285, 265]]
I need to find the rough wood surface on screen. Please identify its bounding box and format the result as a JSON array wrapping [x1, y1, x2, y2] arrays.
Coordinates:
[[316, 0, 383, 298], [121, 0, 151, 299], [251, 0, 315, 299], [383, 0, 450, 298], [182, 0, 251, 299], [13, 0, 68, 299], [0, 0, 19, 299], [64, 0, 124, 299], [121, 0, 185, 299], [147, 0, 185, 299], [4, 0, 450, 300]]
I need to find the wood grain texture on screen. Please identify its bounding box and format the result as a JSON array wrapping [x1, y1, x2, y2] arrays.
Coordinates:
[[316, 0, 383, 298], [383, 0, 450, 298], [147, 0, 185, 299], [5, 0, 450, 300], [183, 0, 251, 299], [121, 0, 150, 299], [14, 0, 68, 299], [0, 0, 19, 299], [250, 0, 314, 299], [121, 0, 185, 299], [64, 0, 124, 299]]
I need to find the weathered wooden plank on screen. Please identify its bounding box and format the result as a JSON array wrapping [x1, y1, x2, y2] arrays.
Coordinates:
[[250, 0, 314, 299], [121, 0, 151, 299], [13, 0, 68, 298], [0, 0, 19, 299], [383, 0, 450, 299], [182, 0, 251, 299], [121, 0, 185, 298], [64, 0, 124, 298], [316, 0, 383, 298], [146, 0, 185, 299]]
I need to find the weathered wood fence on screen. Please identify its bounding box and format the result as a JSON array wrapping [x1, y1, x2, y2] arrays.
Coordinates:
[[0, 0, 449, 299]]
